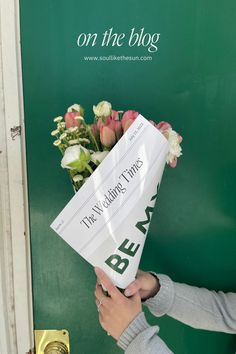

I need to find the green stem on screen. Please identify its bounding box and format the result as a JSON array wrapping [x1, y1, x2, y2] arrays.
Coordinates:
[[86, 124, 100, 151], [84, 162, 93, 175], [80, 122, 99, 151], [68, 170, 75, 187], [58, 145, 65, 155]]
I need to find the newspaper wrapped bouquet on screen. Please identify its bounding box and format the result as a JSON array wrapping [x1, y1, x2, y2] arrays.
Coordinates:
[[50, 101, 182, 288]]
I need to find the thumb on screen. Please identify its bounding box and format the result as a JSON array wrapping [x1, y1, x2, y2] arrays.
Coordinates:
[[124, 279, 141, 297], [130, 290, 141, 304]]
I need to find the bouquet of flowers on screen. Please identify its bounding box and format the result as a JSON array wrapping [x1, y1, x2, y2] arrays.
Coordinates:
[[51, 101, 182, 192], [50, 101, 182, 288]]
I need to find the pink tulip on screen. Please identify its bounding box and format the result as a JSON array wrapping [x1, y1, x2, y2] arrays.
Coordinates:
[[97, 110, 119, 130], [107, 119, 122, 140], [111, 110, 119, 120], [178, 134, 183, 143], [121, 110, 139, 132], [113, 120, 122, 140], [64, 112, 80, 128], [99, 117, 123, 148], [156, 121, 172, 133], [97, 118, 104, 130], [156, 122, 183, 168], [169, 157, 177, 168], [149, 120, 156, 127], [100, 125, 116, 148], [91, 123, 99, 138]]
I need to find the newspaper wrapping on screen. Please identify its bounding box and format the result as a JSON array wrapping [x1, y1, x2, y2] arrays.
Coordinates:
[[51, 115, 169, 288]]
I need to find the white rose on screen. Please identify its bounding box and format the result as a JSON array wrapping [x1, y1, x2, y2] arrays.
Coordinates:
[[61, 145, 91, 172], [166, 129, 182, 164], [91, 151, 109, 165], [93, 101, 112, 118], [67, 104, 84, 116]]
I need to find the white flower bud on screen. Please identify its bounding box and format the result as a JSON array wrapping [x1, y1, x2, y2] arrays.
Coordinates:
[[68, 127, 78, 133], [91, 151, 109, 165], [79, 138, 90, 144], [51, 129, 59, 136], [69, 139, 80, 145], [54, 116, 63, 123], [93, 101, 112, 118], [166, 129, 182, 164], [67, 104, 81, 113], [73, 174, 83, 182], [67, 104, 84, 116], [57, 122, 66, 129], [53, 139, 62, 146], [75, 116, 84, 122], [60, 133, 67, 140]]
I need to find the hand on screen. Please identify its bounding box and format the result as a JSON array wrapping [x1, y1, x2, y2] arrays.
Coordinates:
[[94, 267, 142, 340], [124, 270, 160, 300]]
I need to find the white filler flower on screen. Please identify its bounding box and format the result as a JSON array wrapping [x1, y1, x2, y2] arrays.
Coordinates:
[[73, 174, 83, 182], [51, 129, 59, 136], [91, 151, 109, 165], [53, 139, 61, 146], [53, 116, 63, 123], [166, 130, 182, 164]]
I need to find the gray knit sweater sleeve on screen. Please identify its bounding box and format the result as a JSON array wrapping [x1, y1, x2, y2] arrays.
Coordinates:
[[146, 273, 236, 333], [117, 312, 173, 354], [117, 274, 236, 353]]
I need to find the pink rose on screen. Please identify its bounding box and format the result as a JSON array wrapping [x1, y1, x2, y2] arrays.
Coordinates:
[[121, 110, 139, 132]]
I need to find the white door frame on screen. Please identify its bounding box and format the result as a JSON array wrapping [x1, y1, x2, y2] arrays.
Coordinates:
[[0, 0, 34, 353]]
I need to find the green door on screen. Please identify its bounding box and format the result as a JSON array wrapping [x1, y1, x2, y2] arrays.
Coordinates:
[[20, 0, 236, 353]]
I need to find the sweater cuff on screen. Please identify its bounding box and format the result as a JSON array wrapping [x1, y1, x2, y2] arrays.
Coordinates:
[[144, 273, 174, 317], [117, 312, 150, 351]]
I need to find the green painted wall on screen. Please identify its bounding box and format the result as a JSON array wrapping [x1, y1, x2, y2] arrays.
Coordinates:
[[20, 0, 236, 353]]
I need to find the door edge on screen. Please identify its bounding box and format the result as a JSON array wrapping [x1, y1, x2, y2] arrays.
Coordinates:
[[0, 0, 34, 353]]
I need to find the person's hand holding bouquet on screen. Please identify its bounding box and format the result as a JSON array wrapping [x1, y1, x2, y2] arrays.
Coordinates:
[[124, 270, 160, 300]]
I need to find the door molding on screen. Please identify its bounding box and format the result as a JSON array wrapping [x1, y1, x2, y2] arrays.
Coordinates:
[[0, 0, 34, 353]]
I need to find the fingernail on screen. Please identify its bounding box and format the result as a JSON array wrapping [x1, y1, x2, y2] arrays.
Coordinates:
[[95, 267, 101, 274], [125, 289, 131, 296], [94, 267, 99, 275]]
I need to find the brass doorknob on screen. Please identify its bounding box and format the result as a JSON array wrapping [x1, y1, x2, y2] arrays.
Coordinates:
[[44, 341, 69, 354]]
